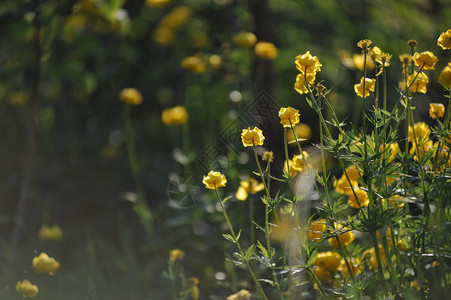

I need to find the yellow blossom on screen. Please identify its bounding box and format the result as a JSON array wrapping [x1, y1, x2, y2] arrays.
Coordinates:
[[439, 63, 451, 88], [169, 248, 185, 261], [270, 216, 296, 243], [408, 122, 430, 144], [357, 39, 372, 50], [410, 139, 433, 161], [283, 159, 298, 177], [334, 175, 358, 195], [146, 0, 171, 8], [38, 224, 63, 241], [352, 53, 375, 71], [261, 151, 274, 162], [202, 171, 227, 190], [354, 77, 376, 98], [377, 228, 395, 246], [153, 26, 175, 46], [413, 51, 438, 70], [399, 54, 412, 65], [209, 55, 222, 69], [348, 189, 369, 209], [407, 71, 428, 94], [233, 32, 257, 48], [181, 56, 205, 73], [241, 127, 265, 147], [254, 41, 278, 60], [338, 257, 362, 278], [119, 88, 143, 105], [292, 151, 311, 173], [235, 178, 264, 201], [295, 51, 322, 74], [227, 289, 252, 300], [370, 46, 382, 60], [429, 103, 445, 119], [378, 143, 399, 163], [187, 277, 199, 300], [314, 251, 342, 271], [16, 280, 39, 298], [287, 123, 312, 145], [328, 224, 355, 248], [375, 52, 392, 67], [362, 245, 386, 270], [309, 219, 327, 242], [32, 252, 60, 275], [312, 265, 332, 282], [279, 107, 300, 128], [161, 106, 188, 125], [438, 29, 451, 50], [161, 6, 192, 29], [294, 72, 316, 94], [344, 165, 362, 181]]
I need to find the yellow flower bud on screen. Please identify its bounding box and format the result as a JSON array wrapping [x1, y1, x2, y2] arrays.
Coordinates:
[[254, 41, 278, 60], [119, 88, 142, 105]]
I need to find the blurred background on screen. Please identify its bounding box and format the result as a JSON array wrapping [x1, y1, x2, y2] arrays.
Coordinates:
[[0, 0, 450, 298]]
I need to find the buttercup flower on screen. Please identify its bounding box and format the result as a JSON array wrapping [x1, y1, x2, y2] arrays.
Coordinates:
[[16, 280, 39, 298], [352, 53, 375, 71], [235, 178, 264, 201], [309, 219, 327, 242], [233, 31, 257, 48], [379, 143, 399, 163], [354, 77, 376, 98], [399, 54, 412, 65], [169, 248, 185, 261], [408, 122, 430, 143], [33, 252, 60, 275], [279, 107, 300, 128], [329, 224, 355, 248], [38, 224, 63, 241], [270, 216, 296, 242], [241, 127, 265, 147], [294, 72, 316, 94], [292, 151, 312, 173], [202, 171, 227, 190], [348, 189, 369, 209], [119, 88, 143, 105], [181, 56, 205, 73], [344, 165, 362, 181], [313, 251, 342, 281], [287, 123, 312, 144], [227, 289, 252, 300], [254, 41, 278, 60], [261, 151, 274, 162], [338, 257, 362, 278], [295, 51, 322, 74], [357, 39, 372, 50], [439, 63, 451, 88], [161, 106, 188, 125], [209, 55, 222, 69], [407, 71, 428, 94], [429, 103, 445, 119], [413, 51, 438, 70], [375, 52, 392, 67], [362, 245, 386, 270], [187, 277, 200, 300], [161, 6, 192, 29], [437, 29, 451, 50], [153, 26, 175, 46], [370, 46, 382, 60], [334, 175, 358, 195], [283, 159, 298, 177]]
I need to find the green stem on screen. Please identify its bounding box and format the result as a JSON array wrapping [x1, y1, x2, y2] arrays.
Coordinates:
[[370, 232, 385, 281]]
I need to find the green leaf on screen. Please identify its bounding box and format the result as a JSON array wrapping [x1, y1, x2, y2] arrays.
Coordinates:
[[222, 234, 235, 243], [222, 196, 232, 204]]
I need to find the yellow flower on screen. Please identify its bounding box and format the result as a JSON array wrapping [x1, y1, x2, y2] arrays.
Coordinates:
[[16, 280, 39, 298], [235, 178, 264, 201], [439, 63, 451, 88], [169, 248, 185, 261], [399, 54, 412, 65], [233, 31, 257, 48], [283, 159, 298, 177], [202, 171, 227, 190], [348, 189, 369, 209], [354, 77, 376, 98], [378, 143, 399, 163], [375, 52, 392, 67], [287, 123, 312, 145], [254, 41, 278, 60], [408, 122, 430, 143], [344, 165, 362, 181], [410, 139, 433, 161], [309, 219, 327, 242], [294, 72, 316, 94], [338, 257, 362, 278], [295, 51, 322, 75], [161, 6, 192, 29], [437, 29, 451, 50], [357, 39, 372, 50], [161, 106, 188, 125], [227, 289, 252, 300], [241, 127, 265, 147], [352, 53, 375, 71], [429, 103, 445, 119], [413, 51, 438, 70], [362, 245, 386, 270], [370, 46, 382, 60], [279, 107, 300, 128], [146, 0, 171, 8], [377, 228, 395, 245], [314, 251, 342, 271], [32, 252, 60, 275], [187, 277, 200, 300], [209, 55, 222, 69], [292, 151, 311, 173], [328, 224, 355, 248], [312, 265, 332, 282], [334, 175, 358, 195], [407, 71, 428, 94], [153, 26, 175, 46], [261, 151, 274, 162], [181, 56, 205, 73], [119, 88, 143, 105], [38, 224, 63, 241]]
